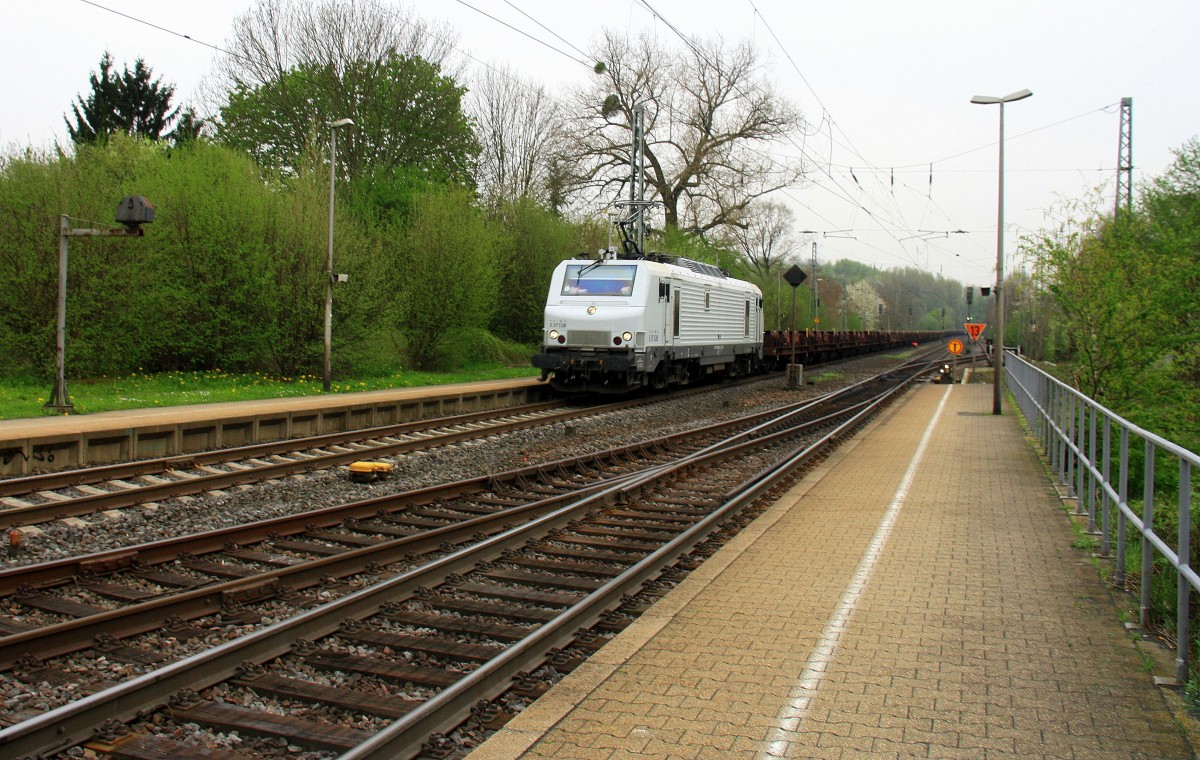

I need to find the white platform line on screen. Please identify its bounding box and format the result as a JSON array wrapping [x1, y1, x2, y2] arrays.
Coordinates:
[[759, 386, 952, 758]]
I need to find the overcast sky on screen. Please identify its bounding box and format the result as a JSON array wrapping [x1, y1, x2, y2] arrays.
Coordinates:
[[3, 0, 1197, 285]]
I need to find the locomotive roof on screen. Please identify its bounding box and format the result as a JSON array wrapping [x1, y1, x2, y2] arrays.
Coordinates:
[[565, 255, 733, 280]]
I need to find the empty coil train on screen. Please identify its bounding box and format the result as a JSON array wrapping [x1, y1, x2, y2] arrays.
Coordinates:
[[531, 253, 948, 394], [532, 254, 763, 393]]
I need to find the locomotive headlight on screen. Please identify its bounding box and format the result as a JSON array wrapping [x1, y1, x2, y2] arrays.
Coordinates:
[[587, 305, 597, 315], [548, 330, 560, 340], [622, 331, 633, 342]]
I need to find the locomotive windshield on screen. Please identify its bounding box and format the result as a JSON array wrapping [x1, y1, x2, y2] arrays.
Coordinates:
[[561, 264, 637, 296]]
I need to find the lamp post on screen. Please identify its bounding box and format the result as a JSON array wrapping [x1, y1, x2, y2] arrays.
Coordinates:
[[809, 241, 818, 328], [814, 277, 823, 329], [971, 88, 1031, 415], [324, 117, 355, 393]]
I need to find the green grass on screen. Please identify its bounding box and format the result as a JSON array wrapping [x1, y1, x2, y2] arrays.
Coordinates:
[[809, 370, 846, 384], [0, 366, 542, 420]]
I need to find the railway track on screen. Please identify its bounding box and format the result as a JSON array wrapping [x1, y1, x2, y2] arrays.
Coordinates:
[[0, 388, 713, 530], [0, 358, 938, 759]]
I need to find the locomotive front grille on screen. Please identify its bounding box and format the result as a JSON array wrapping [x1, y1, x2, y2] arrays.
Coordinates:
[[566, 330, 612, 346]]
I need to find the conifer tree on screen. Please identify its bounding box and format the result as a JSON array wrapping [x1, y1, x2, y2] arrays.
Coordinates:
[[65, 52, 184, 143]]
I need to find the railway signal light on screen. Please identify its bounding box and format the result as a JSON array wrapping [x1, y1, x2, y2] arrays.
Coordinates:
[[47, 197, 154, 414]]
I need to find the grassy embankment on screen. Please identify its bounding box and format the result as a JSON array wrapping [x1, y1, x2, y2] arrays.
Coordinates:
[[0, 366, 542, 421]]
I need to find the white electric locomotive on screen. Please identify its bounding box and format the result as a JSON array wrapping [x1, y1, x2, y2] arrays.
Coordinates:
[[532, 254, 764, 393]]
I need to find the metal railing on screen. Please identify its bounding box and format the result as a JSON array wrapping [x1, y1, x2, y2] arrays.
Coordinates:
[[1006, 352, 1200, 682]]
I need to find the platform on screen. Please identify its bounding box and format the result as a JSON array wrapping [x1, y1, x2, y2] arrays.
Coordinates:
[[470, 383, 1195, 759], [0, 377, 549, 475]]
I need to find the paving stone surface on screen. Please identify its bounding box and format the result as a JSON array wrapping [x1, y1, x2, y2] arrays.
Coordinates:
[[470, 383, 1194, 760]]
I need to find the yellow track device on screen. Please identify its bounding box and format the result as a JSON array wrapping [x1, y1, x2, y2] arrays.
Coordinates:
[[348, 461, 394, 483]]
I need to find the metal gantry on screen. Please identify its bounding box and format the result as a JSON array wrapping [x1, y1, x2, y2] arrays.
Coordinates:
[[1115, 97, 1134, 218]]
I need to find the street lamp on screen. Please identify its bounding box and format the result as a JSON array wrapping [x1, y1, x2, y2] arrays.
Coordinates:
[[971, 88, 1031, 415], [324, 117, 355, 393]]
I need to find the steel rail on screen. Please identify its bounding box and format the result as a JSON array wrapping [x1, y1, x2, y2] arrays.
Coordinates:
[[0, 371, 797, 528], [339, 361, 927, 759], [0, 379, 876, 669], [0, 402, 642, 528], [0, 367, 791, 500], [0, 400, 568, 497], [0, 364, 927, 760], [0, 376, 860, 597]]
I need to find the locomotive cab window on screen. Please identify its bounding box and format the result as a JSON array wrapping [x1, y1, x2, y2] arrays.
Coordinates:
[[561, 264, 637, 296]]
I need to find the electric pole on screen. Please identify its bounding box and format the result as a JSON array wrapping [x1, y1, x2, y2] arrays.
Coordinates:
[[1115, 97, 1133, 218]]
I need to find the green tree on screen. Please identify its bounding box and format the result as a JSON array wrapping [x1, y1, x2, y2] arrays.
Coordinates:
[[376, 188, 501, 369], [0, 136, 368, 380], [0, 147, 68, 374], [490, 199, 582, 344], [65, 52, 188, 143], [217, 54, 477, 187], [217, 51, 479, 231], [1137, 138, 1200, 389], [1021, 172, 1195, 406]]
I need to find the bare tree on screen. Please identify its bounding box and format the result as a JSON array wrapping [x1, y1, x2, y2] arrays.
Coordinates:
[[205, 0, 476, 183], [212, 0, 457, 91], [468, 65, 567, 209], [565, 31, 804, 236], [725, 200, 799, 280]]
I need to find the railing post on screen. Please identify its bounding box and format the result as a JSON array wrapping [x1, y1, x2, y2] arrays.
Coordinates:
[[1141, 441, 1156, 629], [1038, 372, 1050, 451], [1116, 427, 1129, 589], [1051, 384, 1060, 480], [1055, 385, 1067, 483], [1178, 459, 1192, 684], [1101, 417, 1112, 557], [1080, 396, 1089, 509], [1048, 382, 1058, 473], [1086, 405, 1098, 531]]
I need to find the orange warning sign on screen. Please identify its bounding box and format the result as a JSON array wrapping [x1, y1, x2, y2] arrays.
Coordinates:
[[964, 322, 986, 341], [947, 339, 964, 355]]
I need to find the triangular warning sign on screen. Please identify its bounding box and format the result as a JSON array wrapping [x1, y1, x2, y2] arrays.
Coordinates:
[[964, 322, 986, 341]]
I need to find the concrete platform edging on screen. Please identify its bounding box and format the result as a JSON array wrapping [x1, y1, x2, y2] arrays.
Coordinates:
[[0, 379, 551, 475]]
